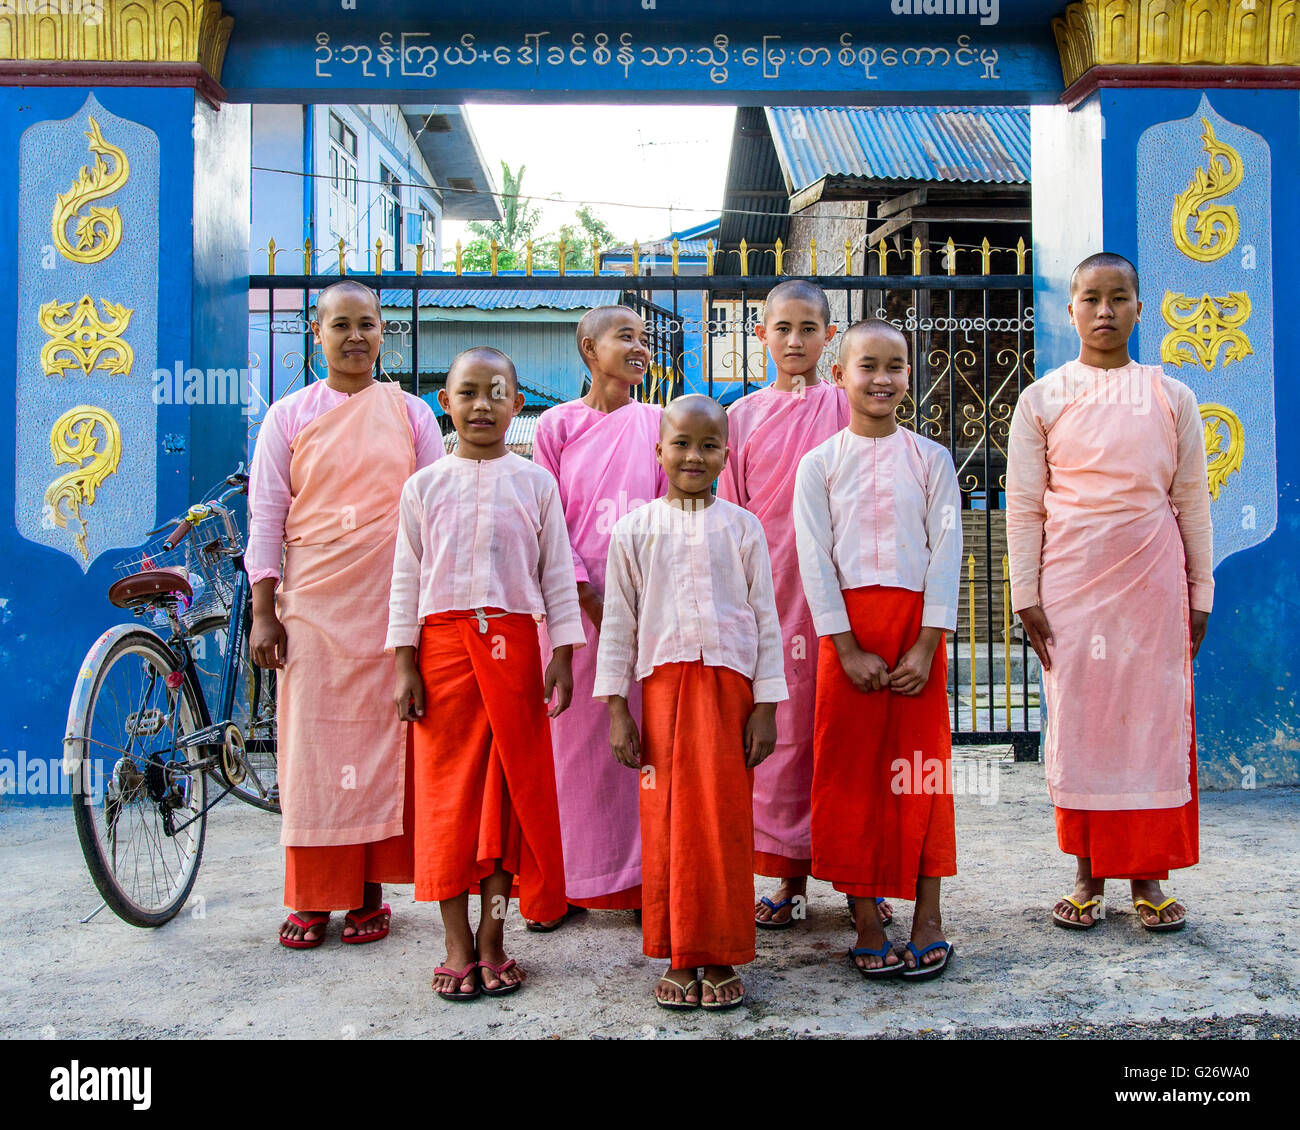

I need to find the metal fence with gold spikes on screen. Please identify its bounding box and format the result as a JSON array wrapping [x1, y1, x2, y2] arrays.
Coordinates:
[[250, 233, 1039, 758]]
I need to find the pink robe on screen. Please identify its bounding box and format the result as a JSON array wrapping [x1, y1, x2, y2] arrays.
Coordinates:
[[276, 382, 415, 845], [1007, 362, 1209, 810], [533, 399, 666, 902], [717, 382, 849, 870]]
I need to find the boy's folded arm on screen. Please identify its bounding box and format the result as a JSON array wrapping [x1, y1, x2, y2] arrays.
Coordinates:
[[1005, 395, 1049, 610], [793, 452, 851, 637], [537, 479, 587, 647], [742, 519, 790, 703], [385, 480, 426, 652], [591, 530, 639, 699], [922, 447, 962, 633]]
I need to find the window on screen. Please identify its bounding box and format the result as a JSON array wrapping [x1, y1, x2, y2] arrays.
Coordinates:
[[706, 299, 768, 385], [379, 162, 402, 269], [327, 112, 358, 241]]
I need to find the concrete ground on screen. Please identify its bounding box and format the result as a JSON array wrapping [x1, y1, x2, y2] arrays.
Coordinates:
[[2, 760, 1297, 1040]]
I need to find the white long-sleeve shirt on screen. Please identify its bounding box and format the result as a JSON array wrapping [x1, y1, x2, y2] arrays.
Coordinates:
[[592, 497, 789, 703], [385, 453, 586, 651], [793, 427, 963, 637]]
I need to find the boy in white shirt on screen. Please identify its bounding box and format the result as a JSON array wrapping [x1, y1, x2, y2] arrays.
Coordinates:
[[794, 319, 962, 981], [594, 395, 787, 1011], [388, 347, 583, 1002]]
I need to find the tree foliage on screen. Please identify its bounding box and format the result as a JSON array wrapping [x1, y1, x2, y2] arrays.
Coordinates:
[[460, 164, 620, 272]]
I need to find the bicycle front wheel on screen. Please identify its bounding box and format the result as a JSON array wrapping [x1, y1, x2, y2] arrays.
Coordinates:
[[68, 628, 208, 927]]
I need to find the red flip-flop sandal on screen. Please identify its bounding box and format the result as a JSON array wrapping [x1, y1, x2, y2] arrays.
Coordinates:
[[341, 903, 391, 945], [434, 962, 480, 1002], [477, 957, 523, 997], [279, 912, 329, 949]]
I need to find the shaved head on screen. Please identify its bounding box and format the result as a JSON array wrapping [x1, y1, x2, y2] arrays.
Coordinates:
[[1070, 252, 1139, 297], [661, 393, 728, 439], [576, 305, 644, 369], [447, 345, 519, 394], [764, 279, 831, 326], [839, 318, 909, 365], [315, 279, 382, 321]]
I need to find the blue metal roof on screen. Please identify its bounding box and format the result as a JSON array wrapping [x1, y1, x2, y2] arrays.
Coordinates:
[[379, 289, 607, 311], [765, 107, 1030, 191]]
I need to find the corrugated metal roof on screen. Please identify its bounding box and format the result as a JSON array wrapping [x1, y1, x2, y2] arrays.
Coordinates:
[[720, 107, 789, 248], [379, 289, 607, 311], [765, 107, 1030, 191], [606, 239, 712, 258], [442, 412, 541, 456]]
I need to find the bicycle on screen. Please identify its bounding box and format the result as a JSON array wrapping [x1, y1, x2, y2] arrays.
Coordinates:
[[64, 466, 278, 927]]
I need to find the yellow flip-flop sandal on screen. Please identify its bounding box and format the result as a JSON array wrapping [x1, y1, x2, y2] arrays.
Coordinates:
[[1051, 895, 1102, 930], [1133, 896, 1187, 932]]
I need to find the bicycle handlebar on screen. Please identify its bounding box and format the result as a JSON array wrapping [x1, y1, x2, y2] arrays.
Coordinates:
[[153, 465, 249, 543]]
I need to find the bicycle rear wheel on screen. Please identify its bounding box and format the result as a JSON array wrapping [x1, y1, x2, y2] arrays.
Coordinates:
[[68, 628, 207, 927]]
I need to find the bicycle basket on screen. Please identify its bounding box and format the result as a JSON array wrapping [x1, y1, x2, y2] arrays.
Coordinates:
[[113, 531, 241, 634]]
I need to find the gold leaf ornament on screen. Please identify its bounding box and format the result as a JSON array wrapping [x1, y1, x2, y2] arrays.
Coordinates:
[[43, 405, 123, 564], [39, 294, 135, 378], [1160, 291, 1252, 372], [1171, 119, 1242, 263], [51, 116, 130, 264], [1198, 403, 1245, 501]]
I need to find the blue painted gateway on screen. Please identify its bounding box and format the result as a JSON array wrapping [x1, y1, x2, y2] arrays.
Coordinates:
[[2, 0, 1298, 803]]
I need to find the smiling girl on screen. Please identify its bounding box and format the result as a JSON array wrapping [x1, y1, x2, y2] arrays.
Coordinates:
[[793, 319, 963, 981]]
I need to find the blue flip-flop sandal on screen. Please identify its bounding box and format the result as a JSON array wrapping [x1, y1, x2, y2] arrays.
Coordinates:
[[848, 941, 903, 978], [756, 895, 798, 930], [902, 940, 954, 981]]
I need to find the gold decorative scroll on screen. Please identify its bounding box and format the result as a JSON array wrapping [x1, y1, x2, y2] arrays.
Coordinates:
[[1052, 0, 1300, 88], [1199, 402, 1245, 499], [0, 1, 232, 80], [52, 116, 128, 264], [1160, 291, 1252, 371], [1171, 118, 1242, 262], [44, 405, 122, 564], [39, 294, 134, 377]]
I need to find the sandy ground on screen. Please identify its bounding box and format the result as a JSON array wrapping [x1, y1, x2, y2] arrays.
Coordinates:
[[1, 760, 1297, 1040]]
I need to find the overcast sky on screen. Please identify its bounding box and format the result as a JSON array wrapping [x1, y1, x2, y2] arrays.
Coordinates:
[[441, 103, 737, 253]]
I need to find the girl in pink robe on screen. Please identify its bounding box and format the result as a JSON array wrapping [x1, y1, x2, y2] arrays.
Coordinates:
[[530, 306, 666, 927], [1007, 254, 1213, 934]]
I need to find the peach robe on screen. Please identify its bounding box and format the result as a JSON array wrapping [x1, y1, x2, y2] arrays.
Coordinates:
[[532, 400, 666, 905], [276, 382, 415, 847], [1006, 362, 1213, 812], [717, 382, 850, 874]]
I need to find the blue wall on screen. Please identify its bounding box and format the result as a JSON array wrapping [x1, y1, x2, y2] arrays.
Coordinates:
[[1045, 88, 1300, 788], [0, 88, 246, 806]]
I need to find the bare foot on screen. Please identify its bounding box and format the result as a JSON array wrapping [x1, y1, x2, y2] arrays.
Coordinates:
[[655, 966, 699, 1006], [1131, 880, 1185, 927], [431, 939, 478, 997], [755, 876, 807, 925], [1053, 857, 1105, 926], [850, 899, 900, 971], [279, 911, 328, 945], [701, 964, 745, 1006]]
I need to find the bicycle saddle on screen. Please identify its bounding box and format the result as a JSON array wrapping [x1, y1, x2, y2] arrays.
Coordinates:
[[108, 568, 193, 609]]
